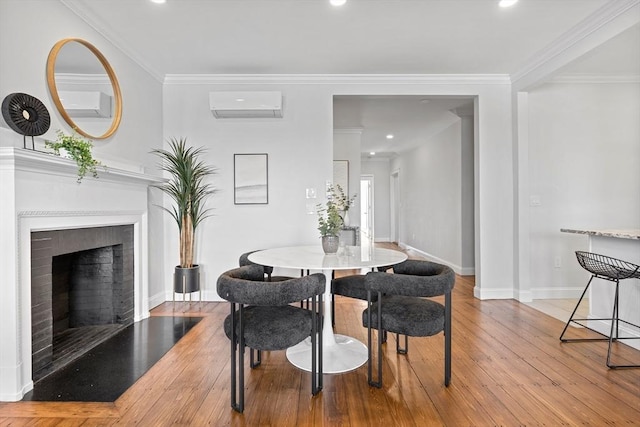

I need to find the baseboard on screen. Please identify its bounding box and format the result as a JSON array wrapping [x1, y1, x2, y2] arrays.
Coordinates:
[[399, 243, 475, 276], [514, 289, 533, 302], [473, 286, 515, 300], [0, 376, 32, 402], [582, 318, 640, 351], [530, 286, 586, 300], [148, 291, 167, 310]]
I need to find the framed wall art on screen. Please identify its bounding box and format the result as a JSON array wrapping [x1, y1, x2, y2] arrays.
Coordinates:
[[234, 153, 268, 204]]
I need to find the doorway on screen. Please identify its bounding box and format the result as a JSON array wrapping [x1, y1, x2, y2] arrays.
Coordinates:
[[390, 169, 400, 244], [360, 175, 374, 241]]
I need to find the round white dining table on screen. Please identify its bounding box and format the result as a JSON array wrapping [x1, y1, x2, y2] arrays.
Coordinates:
[[249, 245, 407, 374]]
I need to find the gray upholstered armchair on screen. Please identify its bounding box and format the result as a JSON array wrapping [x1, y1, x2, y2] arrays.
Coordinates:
[[217, 264, 325, 413], [362, 259, 455, 388], [331, 265, 390, 326]]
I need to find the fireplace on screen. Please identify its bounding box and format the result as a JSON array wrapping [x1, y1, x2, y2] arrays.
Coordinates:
[[1, 144, 162, 401], [31, 226, 134, 380]]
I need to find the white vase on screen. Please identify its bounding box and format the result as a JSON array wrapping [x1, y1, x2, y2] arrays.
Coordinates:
[[343, 210, 350, 227]]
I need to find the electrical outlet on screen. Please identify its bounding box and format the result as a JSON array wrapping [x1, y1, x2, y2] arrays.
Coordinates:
[[530, 195, 541, 207], [554, 256, 562, 268]]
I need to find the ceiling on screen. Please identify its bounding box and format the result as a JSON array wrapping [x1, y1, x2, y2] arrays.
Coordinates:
[[334, 95, 474, 158], [63, 0, 616, 77], [61, 0, 638, 156]]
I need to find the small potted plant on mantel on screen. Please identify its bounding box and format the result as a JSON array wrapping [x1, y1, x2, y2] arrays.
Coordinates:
[[45, 130, 103, 183], [151, 137, 217, 296], [317, 185, 344, 254]]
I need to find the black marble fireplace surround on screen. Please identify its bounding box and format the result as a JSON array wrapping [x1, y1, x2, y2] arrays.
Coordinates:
[[31, 225, 134, 381]]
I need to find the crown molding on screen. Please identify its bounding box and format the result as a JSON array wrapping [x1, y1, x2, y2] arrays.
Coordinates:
[[55, 73, 110, 84], [163, 74, 511, 85], [60, 0, 165, 83], [548, 74, 640, 84], [511, 0, 640, 89]]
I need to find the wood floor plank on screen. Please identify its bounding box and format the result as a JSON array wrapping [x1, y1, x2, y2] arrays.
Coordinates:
[[0, 403, 118, 419], [2, 245, 639, 426]]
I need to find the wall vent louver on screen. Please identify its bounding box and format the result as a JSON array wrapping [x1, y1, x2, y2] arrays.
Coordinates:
[[58, 91, 111, 118], [209, 91, 283, 118]]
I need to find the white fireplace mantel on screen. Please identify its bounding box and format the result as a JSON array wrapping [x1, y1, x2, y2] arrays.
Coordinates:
[[0, 147, 163, 401]]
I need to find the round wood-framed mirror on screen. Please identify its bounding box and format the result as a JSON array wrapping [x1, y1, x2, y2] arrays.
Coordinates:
[[46, 38, 122, 139]]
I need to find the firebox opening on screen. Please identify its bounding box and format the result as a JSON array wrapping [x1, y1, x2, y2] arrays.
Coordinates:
[[31, 225, 134, 382]]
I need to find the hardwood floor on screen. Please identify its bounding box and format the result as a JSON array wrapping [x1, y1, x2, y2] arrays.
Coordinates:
[[1, 250, 639, 426]]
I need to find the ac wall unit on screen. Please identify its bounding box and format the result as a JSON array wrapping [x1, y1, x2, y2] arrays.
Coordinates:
[[58, 91, 112, 118], [209, 91, 283, 118]]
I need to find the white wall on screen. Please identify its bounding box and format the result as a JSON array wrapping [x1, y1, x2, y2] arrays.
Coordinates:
[[333, 129, 362, 227], [460, 112, 475, 273], [162, 82, 333, 298], [0, 0, 166, 306], [163, 76, 513, 300], [391, 118, 465, 272], [527, 81, 640, 297], [361, 158, 391, 241]]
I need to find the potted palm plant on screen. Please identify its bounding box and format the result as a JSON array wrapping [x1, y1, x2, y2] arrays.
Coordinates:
[[151, 137, 217, 294], [317, 185, 344, 254]]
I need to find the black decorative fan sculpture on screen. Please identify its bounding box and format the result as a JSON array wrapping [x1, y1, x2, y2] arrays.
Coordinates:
[[1, 92, 51, 150]]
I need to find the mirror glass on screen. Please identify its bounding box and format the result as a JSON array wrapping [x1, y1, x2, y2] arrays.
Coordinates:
[[46, 38, 122, 139]]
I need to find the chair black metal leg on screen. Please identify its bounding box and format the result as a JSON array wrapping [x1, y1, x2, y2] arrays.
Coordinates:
[[376, 295, 383, 388], [367, 291, 383, 388], [311, 293, 323, 395], [561, 276, 639, 369], [238, 319, 245, 413], [560, 276, 594, 341], [606, 281, 640, 369], [230, 304, 238, 411], [318, 293, 323, 390], [367, 293, 373, 385], [230, 303, 245, 413], [331, 293, 335, 326], [396, 334, 408, 354], [311, 294, 317, 395], [606, 281, 620, 368], [250, 348, 261, 368], [444, 291, 452, 386]]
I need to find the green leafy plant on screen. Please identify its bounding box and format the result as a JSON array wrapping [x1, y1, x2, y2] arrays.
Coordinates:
[[151, 137, 217, 268], [317, 185, 345, 237], [333, 184, 357, 212], [45, 130, 102, 182]]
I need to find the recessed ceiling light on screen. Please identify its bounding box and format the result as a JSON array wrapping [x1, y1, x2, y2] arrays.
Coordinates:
[[370, 152, 376, 156], [386, 134, 394, 140], [330, 0, 347, 6], [499, 0, 518, 7], [150, 0, 166, 3]]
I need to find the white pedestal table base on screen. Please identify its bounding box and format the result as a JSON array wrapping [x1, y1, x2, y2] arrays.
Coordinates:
[[286, 334, 367, 374]]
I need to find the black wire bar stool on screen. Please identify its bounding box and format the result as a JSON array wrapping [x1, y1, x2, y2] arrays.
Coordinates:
[[560, 251, 640, 368]]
